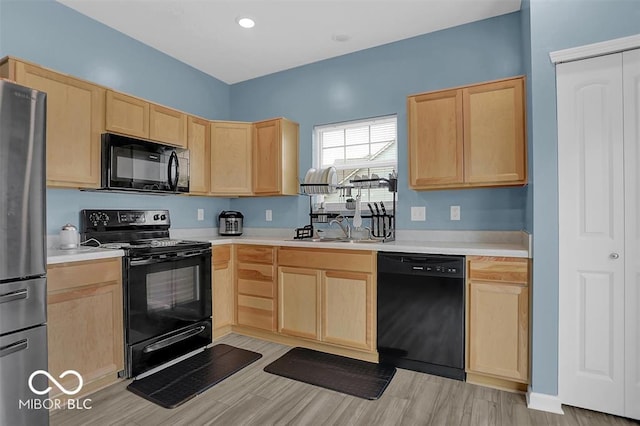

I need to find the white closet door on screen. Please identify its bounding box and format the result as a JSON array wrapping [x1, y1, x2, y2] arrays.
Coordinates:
[[557, 53, 626, 416], [624, 48, 640, 421]]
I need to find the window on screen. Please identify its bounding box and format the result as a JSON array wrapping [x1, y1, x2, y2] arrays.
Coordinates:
[[314, 115, 397, 210]]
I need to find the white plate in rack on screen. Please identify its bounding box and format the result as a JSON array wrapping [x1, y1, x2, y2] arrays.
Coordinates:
[[304, 168, 316, 184], [326, 167, 337, 193]]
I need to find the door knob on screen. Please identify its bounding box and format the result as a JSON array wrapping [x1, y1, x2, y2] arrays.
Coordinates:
[[609, 253, 620, 259]]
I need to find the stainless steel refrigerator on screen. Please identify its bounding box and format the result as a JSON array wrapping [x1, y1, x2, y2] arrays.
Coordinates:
[[0, 80, 49, 425]]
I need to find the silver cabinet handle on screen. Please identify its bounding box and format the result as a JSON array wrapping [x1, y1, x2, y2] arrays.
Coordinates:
[[0, 339, 28, 358], [0, 289, 28, 304], [610, 253, 620, 259]]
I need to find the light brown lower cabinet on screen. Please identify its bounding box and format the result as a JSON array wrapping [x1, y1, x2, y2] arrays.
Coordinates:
[[322, 270, 373, 350], [278, 267, 321, 340], [466, 256, 529, 389], [235, 245, 277, 331], [212, 246, 234, 337], [46, 258, 124, 399], [277, 247, 376, 352]]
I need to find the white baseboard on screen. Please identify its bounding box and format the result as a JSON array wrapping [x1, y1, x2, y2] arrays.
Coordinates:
[[526, 387, 565, 415]]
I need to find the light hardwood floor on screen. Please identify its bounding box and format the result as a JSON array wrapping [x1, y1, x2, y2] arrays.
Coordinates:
[[51, 334, 637, 426]]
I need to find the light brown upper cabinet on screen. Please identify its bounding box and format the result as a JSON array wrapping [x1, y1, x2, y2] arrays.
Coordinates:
[[187, 116, 211, 195], [149, 103, 187, 147], [106, 90, 187, 148], [105, 90, 149, 139], [408, 76, 526, 190], [253, 118, 299, 196], [210, 121, 253, 196], [0, 57, 105, 189]]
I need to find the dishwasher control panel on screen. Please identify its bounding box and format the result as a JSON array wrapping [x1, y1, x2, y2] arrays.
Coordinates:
[[377, 252, 465, 278]]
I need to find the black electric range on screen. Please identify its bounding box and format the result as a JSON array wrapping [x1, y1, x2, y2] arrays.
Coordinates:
[[80, 209, 212, 378]]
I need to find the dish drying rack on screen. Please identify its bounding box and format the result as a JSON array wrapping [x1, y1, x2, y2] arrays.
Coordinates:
[[296, 173, 397, 243]]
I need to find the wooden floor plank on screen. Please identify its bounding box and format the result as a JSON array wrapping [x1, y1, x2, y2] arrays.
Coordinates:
[[50, 334, 639, 426]]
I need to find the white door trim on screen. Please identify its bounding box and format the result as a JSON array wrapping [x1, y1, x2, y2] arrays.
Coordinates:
[[526, 387, 565, 415], [550, 33, 640, 64]]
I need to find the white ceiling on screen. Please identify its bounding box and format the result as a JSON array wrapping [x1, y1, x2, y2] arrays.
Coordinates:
[[56, 0, 522, 84]]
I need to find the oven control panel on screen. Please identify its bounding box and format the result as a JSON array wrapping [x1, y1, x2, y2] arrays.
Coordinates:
[[81, 209, 171, 229]]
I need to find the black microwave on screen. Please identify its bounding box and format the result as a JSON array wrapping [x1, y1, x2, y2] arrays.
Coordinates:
[[101, 133, 190, 194]]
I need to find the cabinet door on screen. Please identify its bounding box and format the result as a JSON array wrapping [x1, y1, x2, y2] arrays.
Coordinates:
[[149, 103, 187, 147], [278, 267, 320, 340], [464, 78, 526, 185], [13, 61, 104, 188], [280, 119, 300, 195], [253, 119, 281, 194], [467, 280, 528, 382], [408, 89, 464, 188], [47, 259, 123, 399], [188, 116, 210, 195], [105, 90, 149, 138], [212, 246, 233, 337], [321, 270, 374, 350], [210, 121, 253, 195]]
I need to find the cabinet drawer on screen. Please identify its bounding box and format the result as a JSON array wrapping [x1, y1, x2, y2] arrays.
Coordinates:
[[237, 294, 275, 331], [237, 263, 274, 281], [236, 245, 275, 264], [467, 256, 528, 284], [48, 258, 122, 292], [238, 279, 275, 298], [278, 247, 375, 273]]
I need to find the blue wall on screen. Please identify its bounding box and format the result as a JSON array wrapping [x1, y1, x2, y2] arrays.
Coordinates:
[[229, 12, 527, 231], [528, 0, 640, 396], [0, 0, 232, 234]]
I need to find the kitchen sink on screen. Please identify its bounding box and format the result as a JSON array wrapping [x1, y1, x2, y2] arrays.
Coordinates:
[[288, 237, 347, 242], [289, 237, 381, 244]]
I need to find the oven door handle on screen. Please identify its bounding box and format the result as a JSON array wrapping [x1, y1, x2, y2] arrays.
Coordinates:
[[129, 257, 174, 266], [142, 325, 206, 354], [129, 250, 210, 266], [177, 250, 211, 258]]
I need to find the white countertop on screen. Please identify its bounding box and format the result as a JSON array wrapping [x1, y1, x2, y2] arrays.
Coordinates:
[[204, 235, 529, 258], [47, 247, 125, 265], [46, 229, 530, 264]]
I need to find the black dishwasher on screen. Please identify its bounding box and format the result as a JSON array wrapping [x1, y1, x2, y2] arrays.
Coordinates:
[[377, 252, 465, 380]]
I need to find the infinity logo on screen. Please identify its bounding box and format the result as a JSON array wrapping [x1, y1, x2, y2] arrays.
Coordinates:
[[28, 370, 84, 396]]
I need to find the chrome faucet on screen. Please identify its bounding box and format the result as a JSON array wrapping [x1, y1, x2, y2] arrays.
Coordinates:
[[329, 215, 351, 239]]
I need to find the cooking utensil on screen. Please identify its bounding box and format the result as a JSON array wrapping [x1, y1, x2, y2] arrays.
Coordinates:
[[367, 202, 375, 216], [380, 202, 387, 215]]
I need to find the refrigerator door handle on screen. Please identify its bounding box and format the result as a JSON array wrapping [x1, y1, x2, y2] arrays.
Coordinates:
[[0, 339, 28, 358], [0, 289, 28, 304]]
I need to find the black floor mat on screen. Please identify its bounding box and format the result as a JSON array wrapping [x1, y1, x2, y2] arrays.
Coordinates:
[[127, 344, 262, 408], [263, 347, 396, 400]]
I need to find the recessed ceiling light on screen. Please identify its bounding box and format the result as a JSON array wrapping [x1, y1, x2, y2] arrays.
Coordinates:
[[237, 17, 255, 29], [332, 33, 351, 42]]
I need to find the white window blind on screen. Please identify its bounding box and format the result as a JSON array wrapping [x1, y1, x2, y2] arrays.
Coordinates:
[[314, 115, 397, 209]]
